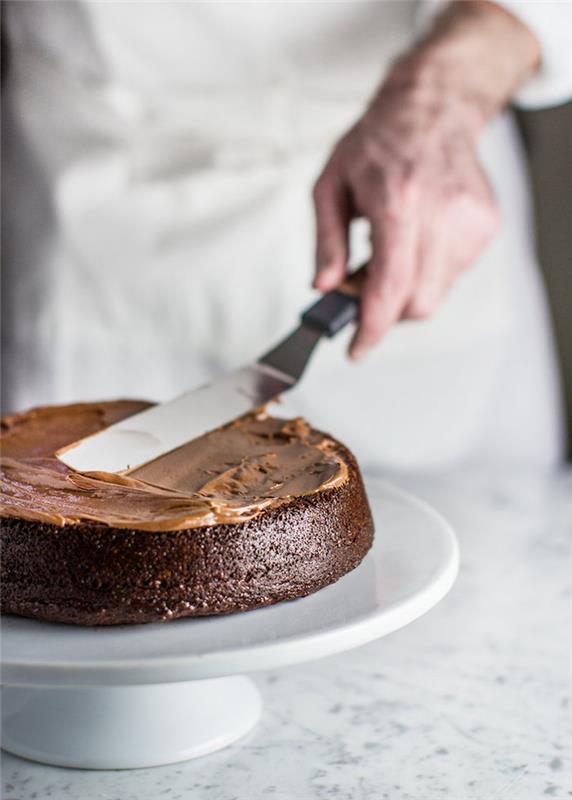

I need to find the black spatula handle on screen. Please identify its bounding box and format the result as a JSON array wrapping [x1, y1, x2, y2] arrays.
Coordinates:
[[301, 265, 367, 337]]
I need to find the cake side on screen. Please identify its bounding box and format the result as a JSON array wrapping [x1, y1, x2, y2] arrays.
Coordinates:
[[1, 443, 373, 625]]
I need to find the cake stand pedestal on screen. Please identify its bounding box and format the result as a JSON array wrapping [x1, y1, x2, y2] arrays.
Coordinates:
[[2, 677, 262, 769], [1, 479, 458, 769]]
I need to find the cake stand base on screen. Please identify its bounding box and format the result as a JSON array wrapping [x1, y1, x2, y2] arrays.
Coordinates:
[[1, 676, 262, 769]]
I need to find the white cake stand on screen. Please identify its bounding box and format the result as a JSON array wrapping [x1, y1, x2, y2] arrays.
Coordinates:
[[1, 478, 458, 769]]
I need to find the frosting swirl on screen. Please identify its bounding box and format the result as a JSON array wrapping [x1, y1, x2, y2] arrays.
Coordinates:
[[1, 401, 347, 531]]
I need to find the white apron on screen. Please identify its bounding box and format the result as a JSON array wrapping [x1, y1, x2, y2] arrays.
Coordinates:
[[2, 1, 564, 468]]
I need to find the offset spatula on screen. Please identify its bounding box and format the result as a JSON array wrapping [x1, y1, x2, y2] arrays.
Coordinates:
[[58, 266, 366, 473]]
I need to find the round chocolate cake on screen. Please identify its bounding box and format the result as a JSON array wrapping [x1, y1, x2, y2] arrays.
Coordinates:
[[0, 401, 374, 625]]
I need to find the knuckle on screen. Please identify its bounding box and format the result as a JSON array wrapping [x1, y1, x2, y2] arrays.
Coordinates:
[[360, 133, 383, 163], [316, 216, 338, 237], [360, 300, 385, 334], [360, 318, 384, 343], [351, 164, 416, 216], [397, 164, 419, 203], [316, 246, 332, 266], [312, 179, 327, 203], [354, 161, 386, 195], [380, 203, 402, 229], [382, 268, 409, 297], [353, 154, 418, 206], [407, 296, 435, 320]]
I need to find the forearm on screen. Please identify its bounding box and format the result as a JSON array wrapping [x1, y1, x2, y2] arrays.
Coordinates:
[[380, 1, 541, 132]]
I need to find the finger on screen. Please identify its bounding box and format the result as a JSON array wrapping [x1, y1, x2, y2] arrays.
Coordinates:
[[312, 170, 351, 292], [402, 227, 448, 320], [349, 209, 417, 360]]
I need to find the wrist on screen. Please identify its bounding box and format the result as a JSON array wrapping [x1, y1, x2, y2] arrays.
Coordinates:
[[381, 1, 540, 133], [379, 53, 489, 139]]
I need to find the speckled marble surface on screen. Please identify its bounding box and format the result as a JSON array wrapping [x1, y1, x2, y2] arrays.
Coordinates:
[[2, 469, 571, 800]]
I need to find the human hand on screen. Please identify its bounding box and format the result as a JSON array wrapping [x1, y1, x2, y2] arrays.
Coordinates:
[[312, 1, 539, 360], [313, 84, 499, 359]]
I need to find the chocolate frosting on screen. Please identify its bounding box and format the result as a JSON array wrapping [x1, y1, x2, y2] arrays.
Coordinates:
[[1, 401, 347, 531]]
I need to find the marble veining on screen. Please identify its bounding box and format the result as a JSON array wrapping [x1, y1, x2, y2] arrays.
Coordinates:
[[2, 469, 571, 799]]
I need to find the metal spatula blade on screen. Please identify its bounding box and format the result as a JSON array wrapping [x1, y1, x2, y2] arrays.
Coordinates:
[[57, 267, 365, 474]]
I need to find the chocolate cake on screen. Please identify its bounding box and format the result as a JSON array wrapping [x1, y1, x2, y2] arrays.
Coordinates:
[[0, 401, 374, 625]]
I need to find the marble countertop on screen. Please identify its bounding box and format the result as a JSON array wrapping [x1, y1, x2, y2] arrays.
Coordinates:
[[2, 469, 571, 800]]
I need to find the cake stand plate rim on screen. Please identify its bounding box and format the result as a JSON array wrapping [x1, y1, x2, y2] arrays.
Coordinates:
[[1, 478, 459, 686]]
